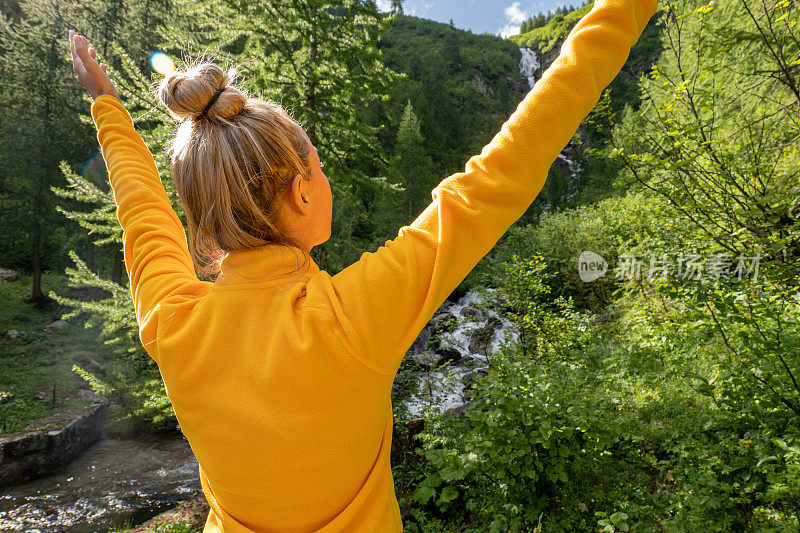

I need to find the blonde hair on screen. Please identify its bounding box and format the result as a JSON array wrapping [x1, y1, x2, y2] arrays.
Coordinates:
[[153, 58, 313, 280]]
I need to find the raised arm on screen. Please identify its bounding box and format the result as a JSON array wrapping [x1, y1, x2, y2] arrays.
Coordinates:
[[322, 0, 660, 376], [90, 95, 209, 363], [70, 32, 208, 363]]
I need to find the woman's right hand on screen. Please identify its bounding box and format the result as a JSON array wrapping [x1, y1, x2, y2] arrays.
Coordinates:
[[69, 30, 119, 101]]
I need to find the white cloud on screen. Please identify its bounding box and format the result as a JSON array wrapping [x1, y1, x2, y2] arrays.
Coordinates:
[[376, 0, 392, 10], [504, 2, 528, 24], [498, 2, 529, 38], [498, 23, 521, 38]]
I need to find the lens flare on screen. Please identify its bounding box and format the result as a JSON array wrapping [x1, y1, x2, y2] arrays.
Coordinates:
[[149, 52, 175, 75], [81, 151, 108, 188]]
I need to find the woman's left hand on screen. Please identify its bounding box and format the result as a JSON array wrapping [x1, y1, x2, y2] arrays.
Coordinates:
[[69, 30, 119, 101]]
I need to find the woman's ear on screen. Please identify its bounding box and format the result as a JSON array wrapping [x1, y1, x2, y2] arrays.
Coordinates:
[[287, 173, 311, 213]]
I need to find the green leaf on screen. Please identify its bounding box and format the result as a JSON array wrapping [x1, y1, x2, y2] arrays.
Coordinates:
[[438, 486, 459, 504]]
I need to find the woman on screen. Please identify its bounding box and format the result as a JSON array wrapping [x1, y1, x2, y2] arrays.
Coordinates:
[[69, 0, 659, 530]]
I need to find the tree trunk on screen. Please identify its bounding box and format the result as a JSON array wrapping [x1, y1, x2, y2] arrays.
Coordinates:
[[407, 145, 415, 221], [86, 236, 96, 273], [112, 248, 125, 285], [306, 2, 319, 146], [29, 145, 46, 306]]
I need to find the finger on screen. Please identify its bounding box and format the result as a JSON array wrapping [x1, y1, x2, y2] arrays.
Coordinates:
[[100, 64, 107, 74], [74, 35, 104, 80], [71, 35, 88, 79], [89, 47, 96, 60], [69, 31, 79, 68]]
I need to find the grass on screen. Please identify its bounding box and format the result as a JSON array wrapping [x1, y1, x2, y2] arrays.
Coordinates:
[[108, 519, 201, 533], [0, 270, 116, 435]]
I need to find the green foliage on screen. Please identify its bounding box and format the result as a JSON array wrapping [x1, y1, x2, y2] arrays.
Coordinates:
[[378, 14, 526, 186], [470, 191, 692, 312], [512, 2, 593, 53], [389, 101, 434, 221], [598, 0, 800, 285], [150, 520, 202, 533], [498, 253, 592, 358], [0, 0, 98, 296], [0, 272, 111, 434]]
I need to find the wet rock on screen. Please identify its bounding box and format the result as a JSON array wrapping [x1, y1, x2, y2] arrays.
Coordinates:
[[505, 74, 529, 94], [429, 310, 455, 328], [468, 317, 502, 356], [0, 268, 17, 282], [412, 351, 441, 370], [463, 367, 490, 392], [44, 319, 68, 334], [446, 401, 473, 418], [0, 402, 108, 488], [400, 290, 518, 420], [405, 323, 433, 357], [438, 345, 462, 365], [461, 305, 481, 318], [129, 494, 210, 533]]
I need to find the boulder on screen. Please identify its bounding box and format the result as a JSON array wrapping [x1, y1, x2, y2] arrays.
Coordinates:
[[0, 402, 108, 488], [460, 305, 482, 318], [44, 320, 68, 334], [0, 268, 18, 282], [411, 351, 441, 370], [5, 329, 28, 343], [405, 323, 433, 357], [129, 495, 210, 533]]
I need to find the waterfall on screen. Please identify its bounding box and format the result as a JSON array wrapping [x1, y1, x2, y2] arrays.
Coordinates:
[[401, 289, 519, 418], [519, 48, 540, 90], [557, 153, 583, 202]]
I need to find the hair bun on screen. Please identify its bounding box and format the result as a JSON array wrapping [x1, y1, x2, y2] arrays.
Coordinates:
[[156, 61, 246, 122]]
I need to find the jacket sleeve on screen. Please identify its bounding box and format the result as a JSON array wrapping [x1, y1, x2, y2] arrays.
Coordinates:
[[325, 0, 660, 376], [91, 94, 206, 363]]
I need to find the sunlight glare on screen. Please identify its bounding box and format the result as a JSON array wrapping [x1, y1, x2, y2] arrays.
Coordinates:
[[149, 52, 175, 75]]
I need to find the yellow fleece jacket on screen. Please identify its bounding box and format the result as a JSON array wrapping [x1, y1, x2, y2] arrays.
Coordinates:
[[89, 0, 658, 530]]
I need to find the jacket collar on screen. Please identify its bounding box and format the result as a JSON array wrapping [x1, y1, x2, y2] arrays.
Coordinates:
[[215, 244, 319, 286]]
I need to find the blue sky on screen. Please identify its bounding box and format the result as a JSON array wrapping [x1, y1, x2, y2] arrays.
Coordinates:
[[376, 1, 581, 37]]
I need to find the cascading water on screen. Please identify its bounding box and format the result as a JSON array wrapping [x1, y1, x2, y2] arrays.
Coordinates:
[[401, 289, 519, 418], [519, 48, 540, 90]]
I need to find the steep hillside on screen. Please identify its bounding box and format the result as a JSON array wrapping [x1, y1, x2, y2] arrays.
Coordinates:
[[377, 15, 530, 194], [375, 6, 663, 223], [509, 1, 664, 212], [512, 1, 663, 122]]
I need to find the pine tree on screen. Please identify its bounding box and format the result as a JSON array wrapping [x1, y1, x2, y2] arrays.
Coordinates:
[[391, 101, 432, 222], [390, 0, 403, 15], [208, 0, 402, 186], [0, 0, 92, 306], [80, 0, 176, 73]]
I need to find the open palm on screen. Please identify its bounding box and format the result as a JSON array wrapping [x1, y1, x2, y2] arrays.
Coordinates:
[[69, 30, 119, 101]]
